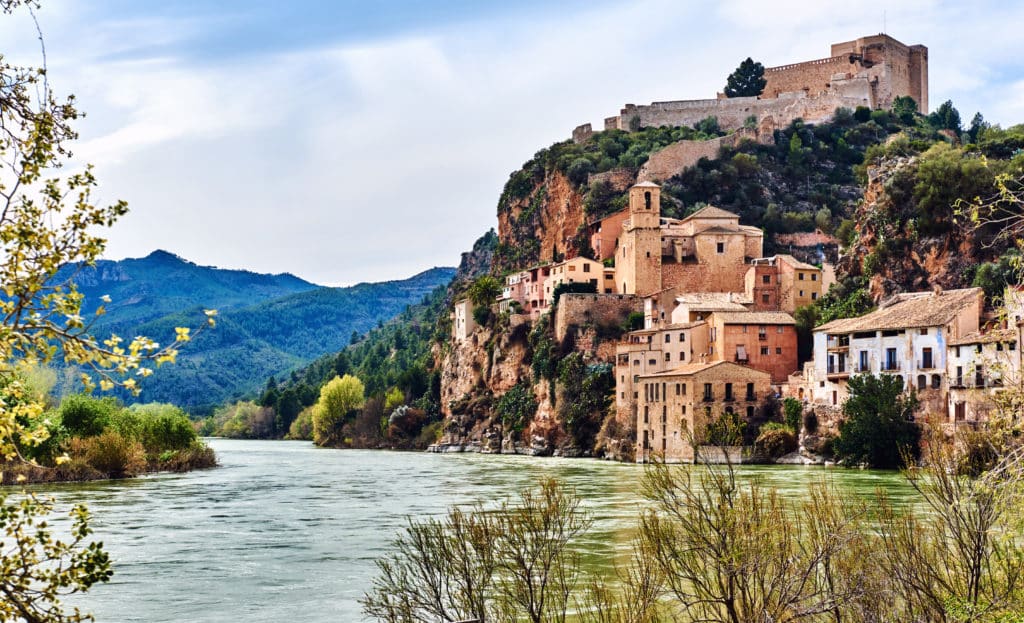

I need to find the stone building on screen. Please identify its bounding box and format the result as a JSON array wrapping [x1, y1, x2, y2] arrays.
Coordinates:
[[635, 361, 771, 463], [706, 311, 798, 383], [584, 34, 927, 136], [452, 300, 476, 343], [606, 182, 763, 300], [947, 329, 1020, 425], [745, 254, 825, 314], [542, 256, 615, 305], [807, 288, 984, 413], [614, 181, 663, 297]]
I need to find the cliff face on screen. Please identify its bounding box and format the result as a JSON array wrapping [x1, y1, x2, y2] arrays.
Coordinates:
[[839, 153, 997, 301], [495, 170, 589, 273]]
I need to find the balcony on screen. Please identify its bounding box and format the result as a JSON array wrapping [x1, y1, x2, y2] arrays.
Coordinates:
[[917, 360, 936, 370], [827, 336, 851, 351], [745, 393, 756, 402], [702, 395, 714, 403], [724, 395, 735, 403], [827, 364, 850, 379], [855, 364, 871, 373], [880, 362, 901, 373]]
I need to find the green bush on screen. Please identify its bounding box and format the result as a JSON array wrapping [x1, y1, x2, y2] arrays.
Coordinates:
[[58, 395, 119, 438], [783, 397, 802, 433]]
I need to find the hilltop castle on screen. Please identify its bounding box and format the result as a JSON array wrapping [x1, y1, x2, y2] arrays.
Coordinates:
[[574, 34, 928, 141]]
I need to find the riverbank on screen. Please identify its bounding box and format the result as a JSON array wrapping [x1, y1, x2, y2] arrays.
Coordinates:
[[1, 443, 217, 486]]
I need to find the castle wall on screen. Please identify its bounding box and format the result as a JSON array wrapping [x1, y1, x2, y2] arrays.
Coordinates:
[[554, 293, 641, 343], [661, 261, 747, 295], [763, 55, 856, 100], [637, 129, 756, 183]]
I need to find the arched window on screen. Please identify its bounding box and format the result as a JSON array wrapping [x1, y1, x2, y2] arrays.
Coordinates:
[[931, 374, 941, 389], [917, 374, 926, 391], [644, 191, 651, 209]]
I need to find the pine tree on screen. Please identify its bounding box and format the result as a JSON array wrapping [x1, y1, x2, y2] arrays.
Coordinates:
[[724, 57, 767, 98]]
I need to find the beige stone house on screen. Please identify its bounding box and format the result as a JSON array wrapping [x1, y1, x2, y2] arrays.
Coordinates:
[[635, 361, 771, 463]]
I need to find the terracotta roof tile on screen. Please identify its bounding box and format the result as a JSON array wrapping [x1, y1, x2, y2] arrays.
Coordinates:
[[712, 311, 796, 325], [816, 288, 983, 334]]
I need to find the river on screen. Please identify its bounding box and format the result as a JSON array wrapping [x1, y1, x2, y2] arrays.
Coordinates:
[[22, 438, 917, 622]]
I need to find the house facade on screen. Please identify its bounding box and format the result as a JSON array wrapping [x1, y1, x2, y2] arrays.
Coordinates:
[[635, 361, 771, 463]]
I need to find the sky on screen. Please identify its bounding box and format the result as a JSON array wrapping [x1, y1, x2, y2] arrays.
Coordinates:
[[3, 0, 1024, 286]]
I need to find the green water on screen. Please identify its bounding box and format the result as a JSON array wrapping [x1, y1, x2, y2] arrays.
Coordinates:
[[21, 439, 916, 622]]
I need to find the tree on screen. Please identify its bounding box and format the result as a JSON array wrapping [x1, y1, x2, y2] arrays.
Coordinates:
[[0, 494, 113, 623], [833, 373, 921, 468], [929, 99, 962, 133], [723, 57, 766, 98], [466, 275, 501, 308], [891, 95, 918, 124], [312, 374, 365, 446], [966, 112, 989, 144], [0, 0, 209, 464], [361, 478, 590, 623], [496, 381, 537, 437]]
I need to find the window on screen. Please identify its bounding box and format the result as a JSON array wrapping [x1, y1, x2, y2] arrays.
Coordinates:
[[919, 328, 927, 335], [746, 383, 755, 400], [977, 344, 983, 354], [760, 346, 769, 355], [758, 326, 767, 340], [832, 391, 837, 405], [741, 325, 747, 333], [665, 334, 671, 343], [762, 275, 771, 284], [648, 359, 656, 366], [747, 406, 754, 418], [917, 375, 926, 391], [799, 290, 804, 297], [1011, 342, 1018, 351], [859, 350, 868, 372], [922, 347, 933, 369], [679, 352, 685, 361], [819, 381, 825, 388], [644, 191, 651, 209], [583, 263, 590, 272], [679, 332, 686, 342], [681, 405, 686, 414], [775, 347, 782, 354], [643, 406, 648, 423], [664, 353, 671, 362], [680, 383, 687, 396], [812, 292, 818, 300], [725, 383, 734, 401], [884, 348, 898, 371], [717, 242, 724, 254], [997, 341, 1004, 351], [703, 383, 713, 401], [955, 346, 960, 357], [777, 326, 784, 334], [568, 265, 576, 272], [931, 374, 941, 389], [762, 294, 770, 304], [799, 273, 805, 281], [811, 273, 817, 281], [675, 383, 680, 396]]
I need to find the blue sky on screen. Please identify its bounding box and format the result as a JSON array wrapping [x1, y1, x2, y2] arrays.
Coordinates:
[[3, 0, 1023, 285]]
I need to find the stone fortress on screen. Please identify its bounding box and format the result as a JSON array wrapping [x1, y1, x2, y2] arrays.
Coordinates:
[[573, 34, 928, 141]]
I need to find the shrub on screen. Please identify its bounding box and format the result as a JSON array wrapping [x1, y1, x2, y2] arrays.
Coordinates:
[[472, 305, 492, 326], [854, 106, 871, 123], [287, 406, 315, 440], [58, 395, 119, 438], [783, 397, 803, 433], [755, 426, 798, 459], [69, 431, 146, 479], [122, 403, 197, 454]]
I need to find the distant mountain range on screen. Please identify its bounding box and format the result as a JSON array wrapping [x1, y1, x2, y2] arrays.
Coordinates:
[[55, 251, 456, 414]]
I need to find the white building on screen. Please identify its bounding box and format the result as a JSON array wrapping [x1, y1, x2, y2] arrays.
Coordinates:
[[809, 288, 984, 413]]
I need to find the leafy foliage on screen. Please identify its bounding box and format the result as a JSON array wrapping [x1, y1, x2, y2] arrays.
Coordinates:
[[312, 374, 365, 447], [496, 381, 537, 435], [556, 355, 613, 449], [0, 494, 113, 623], [834, 373, 921, 468], [723, 57, 766, 98]]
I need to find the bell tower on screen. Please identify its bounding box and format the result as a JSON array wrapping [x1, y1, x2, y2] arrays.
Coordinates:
[[615, 181, 663, 297]]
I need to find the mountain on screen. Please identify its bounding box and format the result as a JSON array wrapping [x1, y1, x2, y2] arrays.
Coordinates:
[[57, 250, 318, 324], [55, 252, 456, 414]]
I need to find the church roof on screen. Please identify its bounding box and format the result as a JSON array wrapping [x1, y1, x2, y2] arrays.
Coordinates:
[[684, 205, 740, 221], [633, 181, 660, 188]]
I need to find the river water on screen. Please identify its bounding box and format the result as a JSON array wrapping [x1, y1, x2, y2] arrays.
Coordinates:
[[23, 439, 917, 622]]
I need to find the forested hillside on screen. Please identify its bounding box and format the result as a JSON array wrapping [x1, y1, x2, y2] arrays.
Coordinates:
[[54, 252, 455, 413]]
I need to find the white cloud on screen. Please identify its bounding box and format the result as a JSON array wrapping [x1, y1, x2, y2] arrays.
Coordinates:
[[5, 0, 1023, 285]]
